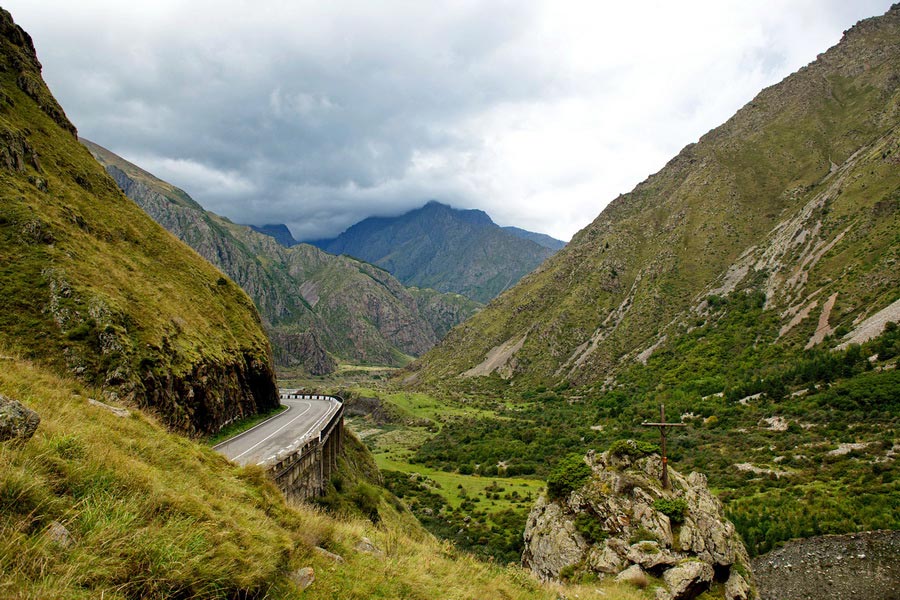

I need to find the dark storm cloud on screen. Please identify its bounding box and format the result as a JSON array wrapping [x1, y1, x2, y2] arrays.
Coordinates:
[[4, 1, 895, 241]]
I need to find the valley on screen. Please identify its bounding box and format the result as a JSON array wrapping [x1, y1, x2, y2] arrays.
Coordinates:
[[1, 2, 898, 599]]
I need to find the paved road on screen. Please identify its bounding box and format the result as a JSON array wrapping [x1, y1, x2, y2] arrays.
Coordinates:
[[214, 395, 339, 466]]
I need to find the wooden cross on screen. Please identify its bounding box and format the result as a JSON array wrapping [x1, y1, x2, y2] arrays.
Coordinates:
[[641, 404, 686, 489]]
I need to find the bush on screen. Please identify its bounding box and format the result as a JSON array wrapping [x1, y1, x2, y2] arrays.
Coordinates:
[[653, 497, 688, 524], [609, 439, 659, 458], [574, 512, 607, 543], [546, 454, 592, 499]]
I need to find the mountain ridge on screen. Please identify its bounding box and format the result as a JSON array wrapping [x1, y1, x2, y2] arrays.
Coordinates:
[[81, 139, 482, 373], [408, 4, 900, 389], [310, 200, 561, 303], [0, 9, 278, 434]]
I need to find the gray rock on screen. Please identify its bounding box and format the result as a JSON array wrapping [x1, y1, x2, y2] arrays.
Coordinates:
[[0, 395, 40, 443], [45, 521, 74, 549], [291, 566, 315, 590], [615, 563, 648, 586], [87, 397, 130, 418], [725, 571, 751, 600], [522, 445, 757, 597], [521, 496, 588, 580], [663, 561, 713, 600], [355, 536, 385, 558], [626, 540, 681, 570], [313, 546, 344, 563]]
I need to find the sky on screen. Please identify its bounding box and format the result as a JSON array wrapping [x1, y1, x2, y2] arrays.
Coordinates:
[[5, 1, 894, 242]]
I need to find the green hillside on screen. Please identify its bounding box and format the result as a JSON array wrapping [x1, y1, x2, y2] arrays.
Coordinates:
[[82, 140, 482, 372], [0, 10, 277, 435], [411, 6, 900, 390]]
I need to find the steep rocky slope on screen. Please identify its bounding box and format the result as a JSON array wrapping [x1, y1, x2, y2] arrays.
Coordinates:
[[311, 201, 560, 303], [0, 9, 277, 434], [751, 531, 900, 600], [83, 140, 481, 371], [410, 5, 900, 389]]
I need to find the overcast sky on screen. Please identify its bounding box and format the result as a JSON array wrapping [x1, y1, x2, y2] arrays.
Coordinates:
[[6, 1, 893, 241]]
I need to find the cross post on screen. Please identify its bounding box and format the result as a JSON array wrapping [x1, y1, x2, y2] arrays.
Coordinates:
[[641, 404, 686, 489]]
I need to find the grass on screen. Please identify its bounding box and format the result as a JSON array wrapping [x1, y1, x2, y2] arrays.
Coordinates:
[[0, 350, 653, 599]]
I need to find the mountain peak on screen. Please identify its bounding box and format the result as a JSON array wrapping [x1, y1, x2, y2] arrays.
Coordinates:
[[313, 201, 558, 303]]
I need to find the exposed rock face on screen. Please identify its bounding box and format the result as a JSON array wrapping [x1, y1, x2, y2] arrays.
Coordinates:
[[523, 446, 756, 600], [751, 530, 900, 600], [0, 394, 39, 443]]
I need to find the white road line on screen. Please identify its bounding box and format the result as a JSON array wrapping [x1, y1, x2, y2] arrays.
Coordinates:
[[230, 401, 314, 461], [212, 403, 293, 450]]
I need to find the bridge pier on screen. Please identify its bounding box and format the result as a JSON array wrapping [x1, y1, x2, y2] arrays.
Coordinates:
[[267, 394, 344, 502]]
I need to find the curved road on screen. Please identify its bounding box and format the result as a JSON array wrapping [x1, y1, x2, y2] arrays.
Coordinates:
[[214, 394, 339, 466]]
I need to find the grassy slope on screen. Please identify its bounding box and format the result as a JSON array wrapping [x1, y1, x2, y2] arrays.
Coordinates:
[[0, 11, 276, 434], [410, 6, 900, 389], [0, 352, 649, 599]]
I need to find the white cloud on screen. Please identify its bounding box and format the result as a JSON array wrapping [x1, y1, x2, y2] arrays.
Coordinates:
[[5, 0, 893, 241]]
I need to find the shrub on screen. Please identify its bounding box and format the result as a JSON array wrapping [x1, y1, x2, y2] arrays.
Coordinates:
[[653, 497, 688, 523], [574, 512, 607, 544], [546, 454, 592, 499], [609, 439, 659, 458]]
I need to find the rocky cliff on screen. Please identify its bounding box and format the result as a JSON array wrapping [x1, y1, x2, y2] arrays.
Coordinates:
[[523, 443, 755, 600], [83, 140, 481, 371], [311, 201, 560, 303], [0, 9, 278, 434]]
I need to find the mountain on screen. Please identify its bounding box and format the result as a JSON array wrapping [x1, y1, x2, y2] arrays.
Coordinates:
[[310, 201, 558, 303], [248, 223, 298, 247], [502, 226, 566, 251], [409, 5, 900, 389], [82, 140, 482, 373], [0, 9, 277, 434]]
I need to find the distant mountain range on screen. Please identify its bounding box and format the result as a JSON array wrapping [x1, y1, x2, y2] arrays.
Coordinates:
[[82, 140, 482, 374], [309, 201, 564, 303]]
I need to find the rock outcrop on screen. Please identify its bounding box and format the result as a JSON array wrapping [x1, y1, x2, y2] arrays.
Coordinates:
[[0, 394, 39, 443], [523, 443, 756, 600]]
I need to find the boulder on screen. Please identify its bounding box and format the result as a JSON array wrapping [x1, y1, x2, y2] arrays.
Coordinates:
[[313, 547, 344, 563], [0, 394, 39, 443], [725, 571, 751, 600], [521, 495, 589, 580], [663, 561, 713, 600], [290, 566, 315, 590], [616, 563, 648, 587], [355, 536, 385, 559], [522, 444, 757, 599]]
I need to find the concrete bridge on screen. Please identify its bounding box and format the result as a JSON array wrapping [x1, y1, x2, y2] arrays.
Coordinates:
[[215, 390, 344, 501]]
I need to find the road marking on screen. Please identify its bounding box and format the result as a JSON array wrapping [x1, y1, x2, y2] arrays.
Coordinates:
[[229, 401, 314, 461], [212, 403, 293, 450]]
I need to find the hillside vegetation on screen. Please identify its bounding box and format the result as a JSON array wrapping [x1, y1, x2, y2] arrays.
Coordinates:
[[357, 5, 900, 563], [411, 5, 900, 389], [83, 140, 482, 373], [0, 350, 649, 600], [0, 10, 276, 434]]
